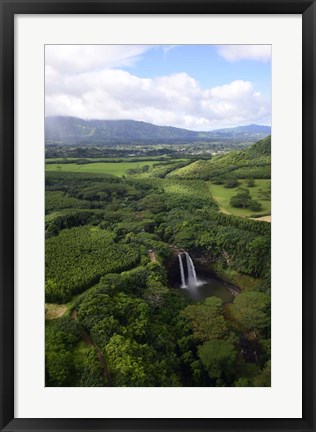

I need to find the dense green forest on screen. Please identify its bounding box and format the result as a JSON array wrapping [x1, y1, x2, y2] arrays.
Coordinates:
[[45, 137, 271, 387]]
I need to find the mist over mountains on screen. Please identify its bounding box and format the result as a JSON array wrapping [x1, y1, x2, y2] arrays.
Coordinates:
[[45, 116, 271, 146]]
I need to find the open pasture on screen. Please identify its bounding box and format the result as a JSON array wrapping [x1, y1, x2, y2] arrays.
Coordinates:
[[208, 179, 271, 218], [46, 160, 157, 177], [45, 158, 188, 177]]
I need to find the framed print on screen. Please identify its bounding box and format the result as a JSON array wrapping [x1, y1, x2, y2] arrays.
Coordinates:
[[0, 1, 315, 431]]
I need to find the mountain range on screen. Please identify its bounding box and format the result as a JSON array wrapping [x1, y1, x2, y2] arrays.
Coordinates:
[[45, 116, 271, 146]]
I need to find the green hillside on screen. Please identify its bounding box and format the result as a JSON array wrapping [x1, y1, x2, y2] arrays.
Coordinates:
[[168, 136, 271, 180]]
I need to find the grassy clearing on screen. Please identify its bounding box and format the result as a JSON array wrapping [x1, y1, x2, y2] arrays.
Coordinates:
[[46, 161, 158, 177], [45, 303, 68, 320], [46, 158, 186, 177], [208, 179, 271, 217]]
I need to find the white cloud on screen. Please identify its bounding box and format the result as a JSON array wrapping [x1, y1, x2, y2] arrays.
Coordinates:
[[217, 45, 271, 62], [45, 45, 153, 74], [210, 80, 254, 100], [45, 45, 271, 130]]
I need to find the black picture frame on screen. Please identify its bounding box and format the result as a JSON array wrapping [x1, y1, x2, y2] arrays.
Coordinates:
[[0, 1, 315, 431]]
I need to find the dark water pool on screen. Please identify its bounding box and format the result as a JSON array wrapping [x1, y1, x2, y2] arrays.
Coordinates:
[[168, 258, 239, 303], [179, 275, 236, 303], [168, 252, 240, 303]]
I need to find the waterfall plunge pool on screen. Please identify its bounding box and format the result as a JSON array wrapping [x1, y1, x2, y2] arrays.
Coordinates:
[[168, 253, 239, 303]]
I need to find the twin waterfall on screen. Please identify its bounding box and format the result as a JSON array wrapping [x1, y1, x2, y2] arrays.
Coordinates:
[[178, 252, 200, 289], [178, 254, 187, 288]]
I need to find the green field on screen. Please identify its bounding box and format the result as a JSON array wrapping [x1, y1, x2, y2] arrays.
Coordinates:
[[45, 161, 158, 177], [208, 179, 271, 217], [45, 159, 188, 177]]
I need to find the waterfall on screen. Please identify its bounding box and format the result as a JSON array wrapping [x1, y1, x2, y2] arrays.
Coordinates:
[[178, 254, 186, 288], [185, 252, 198, 287], [178, 252, 201, 289]]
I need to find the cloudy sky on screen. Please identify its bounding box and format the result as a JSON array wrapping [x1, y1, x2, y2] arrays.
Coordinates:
[[45, 45, 271, 131]]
